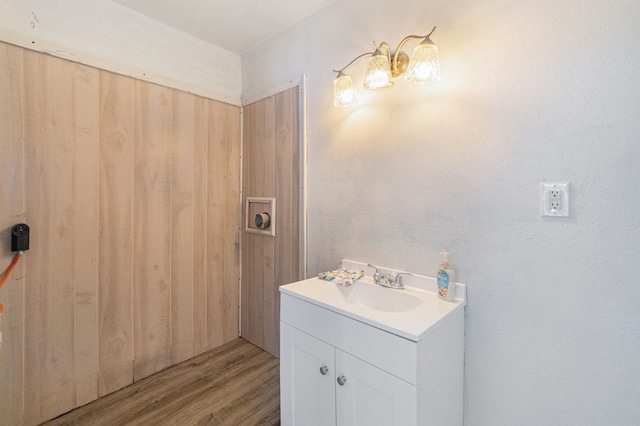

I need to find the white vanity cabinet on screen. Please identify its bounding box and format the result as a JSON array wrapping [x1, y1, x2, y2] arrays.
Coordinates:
[[280, 264, 465, 426], [281, 323, 417, 426], [280, 323, 336, 425]]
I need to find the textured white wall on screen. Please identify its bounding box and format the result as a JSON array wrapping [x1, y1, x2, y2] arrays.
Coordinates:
[[0, 0, 241, 104], [243, 0, 640, 424]]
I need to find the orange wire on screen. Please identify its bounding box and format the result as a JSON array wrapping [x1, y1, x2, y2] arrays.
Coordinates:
[[0, 253, 22, 316], [0, 252, 22, 289]]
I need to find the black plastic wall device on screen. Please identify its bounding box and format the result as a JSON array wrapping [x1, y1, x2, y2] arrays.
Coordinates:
[[11, 223, 29, 252]]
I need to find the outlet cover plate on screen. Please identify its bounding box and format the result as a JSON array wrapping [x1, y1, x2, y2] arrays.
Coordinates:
[[541, 182, 569, 217]]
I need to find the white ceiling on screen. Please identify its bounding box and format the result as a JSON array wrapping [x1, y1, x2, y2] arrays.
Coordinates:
[[112, 0, 340, 55]]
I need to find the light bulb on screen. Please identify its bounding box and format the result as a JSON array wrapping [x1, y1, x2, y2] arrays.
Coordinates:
[[405, 42, 440, 84], [364, 54, 393, 90], [333, 73, 359, 107]]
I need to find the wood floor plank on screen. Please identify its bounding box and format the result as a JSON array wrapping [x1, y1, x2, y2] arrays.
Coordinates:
[[42, 338, 280, 426]]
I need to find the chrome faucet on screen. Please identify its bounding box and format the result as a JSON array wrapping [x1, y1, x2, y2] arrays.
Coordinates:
[[367, 264, 412, 290], [385, 272, 413, 289], [367, 264, 385, 285]]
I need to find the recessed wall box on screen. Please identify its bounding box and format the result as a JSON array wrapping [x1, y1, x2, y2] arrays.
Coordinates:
[[245, 197, 276, 236]]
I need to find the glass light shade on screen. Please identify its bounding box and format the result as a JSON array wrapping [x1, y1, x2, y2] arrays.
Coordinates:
[[333, 73, 359, 107], [405, 42, 441, 84], [363, 54, 393, 90]]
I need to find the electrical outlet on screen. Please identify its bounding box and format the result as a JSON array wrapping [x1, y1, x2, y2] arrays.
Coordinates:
[[541, 182, 569, 217], [548, 190, 562, 210]]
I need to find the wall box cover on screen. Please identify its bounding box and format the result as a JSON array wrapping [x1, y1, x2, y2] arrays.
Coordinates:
[[245, 197, 276, 236]]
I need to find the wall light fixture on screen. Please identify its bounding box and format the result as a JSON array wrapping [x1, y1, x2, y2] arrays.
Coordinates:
[[333, 27, 440, 108]]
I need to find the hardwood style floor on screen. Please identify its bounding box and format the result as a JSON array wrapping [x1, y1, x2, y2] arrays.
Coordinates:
[[42, 338, 280, 426]]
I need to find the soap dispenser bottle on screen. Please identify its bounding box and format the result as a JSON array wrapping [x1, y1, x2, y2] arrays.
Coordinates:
[[436, 251, 456, 301]]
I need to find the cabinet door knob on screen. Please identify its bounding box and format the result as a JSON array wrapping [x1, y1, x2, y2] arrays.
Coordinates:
[[337, 375, 347, 386], [319, 365, 329, 375]]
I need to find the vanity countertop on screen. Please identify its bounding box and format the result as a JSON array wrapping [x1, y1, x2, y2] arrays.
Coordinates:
[[280, 259, 466, 342]]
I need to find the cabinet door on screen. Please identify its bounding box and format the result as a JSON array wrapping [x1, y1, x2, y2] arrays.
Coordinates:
[[281, 323, 336, 426], [336, 350, 417, 426]]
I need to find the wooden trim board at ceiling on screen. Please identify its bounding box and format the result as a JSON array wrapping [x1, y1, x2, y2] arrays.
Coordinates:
[[0, 30, 242, 106]]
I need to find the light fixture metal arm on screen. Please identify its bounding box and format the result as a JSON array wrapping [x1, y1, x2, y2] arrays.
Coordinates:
[[392, 26, 437, 75], [394, 26, 437, 54], [332, 51, 375, 74], [377, 41, 392, 59]]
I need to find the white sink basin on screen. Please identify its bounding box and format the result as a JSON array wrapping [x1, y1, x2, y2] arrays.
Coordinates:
[[280, 262, 466, 342], [323, 280, 422, 313]]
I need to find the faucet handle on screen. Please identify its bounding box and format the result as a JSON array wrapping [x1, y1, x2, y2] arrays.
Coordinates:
[[367, 263, 383, 284], [394, 272, 413, 288]]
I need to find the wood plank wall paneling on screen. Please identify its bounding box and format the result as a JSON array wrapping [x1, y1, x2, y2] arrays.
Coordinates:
[[23, 48, 78, 424], [74, 62, 100, 408], [170, 90, 196, 365], [263, 96, 277, 354], [0, 41, 241, 425], [207, 102, 226, 349], [241, 87, 301, 356], [192, 97, 210, 356], [242, 101, 265, 350], [98, 70, 136, 397], [133, 81, 173, 381], [223, 104, 241, 343], [209, 104, 242, 346], [275, 89, 300, 354], [291, 90, 301, 289], [0, 42, 26, 426]]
